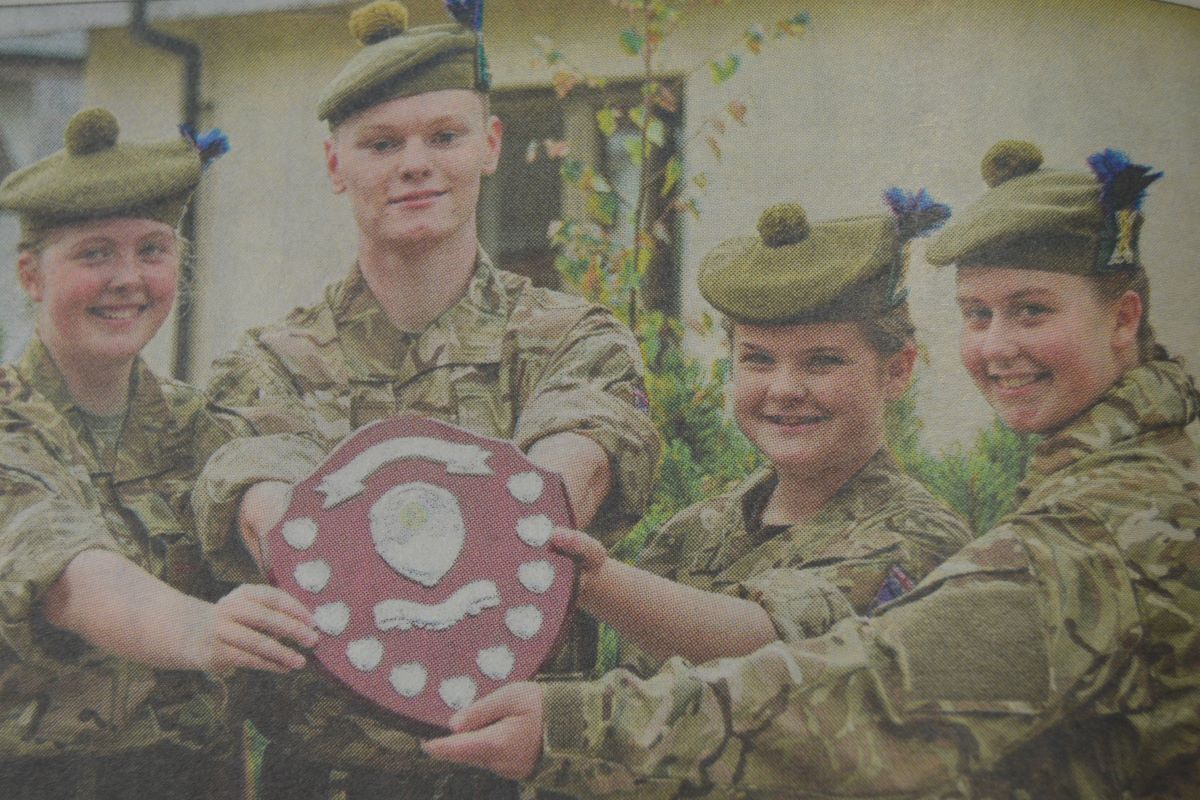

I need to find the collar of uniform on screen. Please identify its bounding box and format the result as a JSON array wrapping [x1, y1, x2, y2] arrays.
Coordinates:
[[1021, 358, 1200, 491], [13, 338, 183, 480], [332, 249, 507, 378], [436, 249, 507, 361], [14, 337, 78, 413], [736, 465, 782, 537], [114, 358, 189, 482], [3, 342, 91, 465], [742, 448, 901, 539]]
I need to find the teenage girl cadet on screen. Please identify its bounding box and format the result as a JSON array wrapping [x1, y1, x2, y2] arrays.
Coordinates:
[[545, 190, 972, 674], [0, 109, 318, 800]]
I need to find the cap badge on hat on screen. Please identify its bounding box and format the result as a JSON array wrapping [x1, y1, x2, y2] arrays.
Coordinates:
[[444, 0, 489, 90], [1086, 148, 1162, 270]]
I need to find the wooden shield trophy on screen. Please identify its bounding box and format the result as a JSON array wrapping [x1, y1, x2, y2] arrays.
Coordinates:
[[266, 416, 579, 732]]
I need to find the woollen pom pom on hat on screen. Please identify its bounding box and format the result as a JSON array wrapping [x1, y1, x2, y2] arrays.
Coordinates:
[[926, 139, 1162, 274], [699, 189, 949, 325], [0, 107, 228, 248], [317, 0, 490, 125]]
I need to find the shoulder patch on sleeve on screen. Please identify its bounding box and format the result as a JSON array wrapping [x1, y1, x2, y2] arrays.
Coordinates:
[[872, 564, 916, 608]]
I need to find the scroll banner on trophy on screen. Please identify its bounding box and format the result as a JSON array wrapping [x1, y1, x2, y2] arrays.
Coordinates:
[[267, 416, 579, 731]]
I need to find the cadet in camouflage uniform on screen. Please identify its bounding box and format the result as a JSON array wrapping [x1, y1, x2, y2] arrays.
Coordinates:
[[546, 192, 971, 674], [0, 111, 318, 799], [425, 142, 1200, 798], [189, 3, 659, 798]]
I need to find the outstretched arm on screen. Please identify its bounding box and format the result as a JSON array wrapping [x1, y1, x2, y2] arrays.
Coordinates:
[[553, 529, 777, 664], [527, 434, 611, 529], [43, 548, 317, 674], [429, 517, 1146, 798], [512, 307, 661, 544]]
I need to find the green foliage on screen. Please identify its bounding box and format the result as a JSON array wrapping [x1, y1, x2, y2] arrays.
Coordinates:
[[530, 2, 812, 327], [887, 383, 1036, 535], [532, 2, 809, 675]]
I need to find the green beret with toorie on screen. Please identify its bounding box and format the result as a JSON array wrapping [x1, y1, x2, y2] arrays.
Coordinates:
[[0, 107, 226, 249], [317, 0, 490, 126], [699, 188, 950, 325], [926, 140, 1163, 274]]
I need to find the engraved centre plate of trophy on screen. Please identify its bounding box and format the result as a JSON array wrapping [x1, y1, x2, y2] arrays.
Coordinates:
[[267, 416, 579, 732]]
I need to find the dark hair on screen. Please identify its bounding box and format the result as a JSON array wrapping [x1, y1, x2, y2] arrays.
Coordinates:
[[859, 300, 916, 357], [1088, 266, 1165, 363]]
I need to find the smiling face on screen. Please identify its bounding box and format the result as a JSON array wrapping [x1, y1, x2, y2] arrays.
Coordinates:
[[731, 321, 914, 482], [324, 89, 501, 250], [956, 266, 1142, 435], [18, 217, 178, 374]]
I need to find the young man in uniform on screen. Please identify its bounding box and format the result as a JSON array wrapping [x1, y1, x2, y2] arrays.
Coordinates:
[[192, 3, 660, 798]]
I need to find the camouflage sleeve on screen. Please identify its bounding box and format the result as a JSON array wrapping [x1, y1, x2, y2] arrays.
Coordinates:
[[207, 332, 349, 442], [633, 513, 687, 582], [191, 433, 328, 582], [235, 669, 425, 772], [0, 435, 124, 668], [194, 336, 339, 580], [732, 568, 857, 643], [159, 382, 255, 532], [233, 668, 504, 793], [736, 499, 975, 634], [510, 307, 661, 524], [207, 333, 308, 418], [532, 508, 1139, 797]]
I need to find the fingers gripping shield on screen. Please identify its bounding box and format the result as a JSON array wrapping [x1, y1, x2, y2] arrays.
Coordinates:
[[267, 416, 578, 731]]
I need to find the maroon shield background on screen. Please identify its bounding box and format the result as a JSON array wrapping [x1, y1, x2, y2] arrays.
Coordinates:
[[266, 416, 579, 732]]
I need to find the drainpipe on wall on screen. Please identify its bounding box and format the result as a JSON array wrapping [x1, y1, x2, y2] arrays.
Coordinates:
[[129, 0, 202, 381]]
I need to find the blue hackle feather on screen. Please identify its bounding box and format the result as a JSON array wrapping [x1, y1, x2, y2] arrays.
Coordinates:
[[445, 0, 483, 31], [883, 186, 951, 240], [179, 124, 229, 168], [1086, 148, 1162, 211]]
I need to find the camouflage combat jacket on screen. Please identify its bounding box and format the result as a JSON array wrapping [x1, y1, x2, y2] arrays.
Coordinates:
[[199, 254, 659, 555], [193, 255, 660, 794], [627, 450, 972, 661], [532, 359, 1200, 799], [0, 339, 247, 761]]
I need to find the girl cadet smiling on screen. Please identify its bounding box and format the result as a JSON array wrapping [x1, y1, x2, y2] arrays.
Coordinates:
[[421, 188, 975, 786], [0, 109, 317, 800], [532, 191, 974, 672], [426, 141, 1200, 800]]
